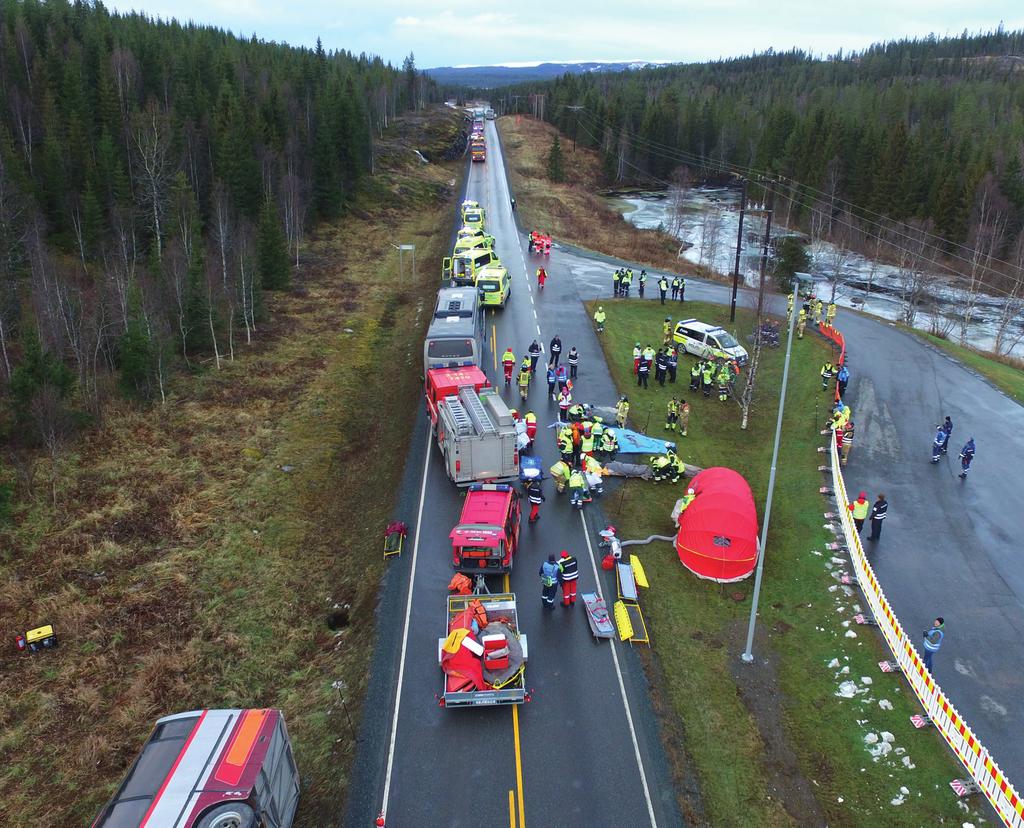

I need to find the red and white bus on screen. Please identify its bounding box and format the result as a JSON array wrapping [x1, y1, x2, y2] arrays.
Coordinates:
[[93, 708, 299, 828]]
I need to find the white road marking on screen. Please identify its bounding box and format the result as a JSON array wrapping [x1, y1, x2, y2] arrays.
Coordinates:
[[580, 515, 658, 827], [380, 428, 433, 820], [536, 324, 542, 336]]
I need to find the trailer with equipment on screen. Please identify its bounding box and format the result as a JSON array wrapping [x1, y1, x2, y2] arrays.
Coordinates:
[[439, 593, 529, 707]]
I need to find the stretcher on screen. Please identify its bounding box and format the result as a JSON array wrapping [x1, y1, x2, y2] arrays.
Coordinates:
[[581, 592, 615, 640], [383, 521, 407, 560]]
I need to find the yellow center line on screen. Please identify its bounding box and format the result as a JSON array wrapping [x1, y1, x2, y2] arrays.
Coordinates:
[[508, 790, 515, 828], [492, 323, 498, 373], [502, 570, 526, 828], [513, 704, 526, 828]]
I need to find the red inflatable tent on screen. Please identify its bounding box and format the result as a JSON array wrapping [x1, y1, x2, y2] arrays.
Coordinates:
[[675, 467, 759, 583]]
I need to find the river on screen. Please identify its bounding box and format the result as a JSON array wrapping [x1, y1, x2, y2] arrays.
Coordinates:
[[607, 188, 1024, 357]]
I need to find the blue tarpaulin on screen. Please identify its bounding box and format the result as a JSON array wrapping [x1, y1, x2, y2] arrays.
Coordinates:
[[545, 421, 673, 455], [615, 428, 675, 455]]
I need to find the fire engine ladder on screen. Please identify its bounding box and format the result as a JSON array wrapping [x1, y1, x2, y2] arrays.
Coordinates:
[[443, 396, 475, 436], [459, 388, 495, 435]]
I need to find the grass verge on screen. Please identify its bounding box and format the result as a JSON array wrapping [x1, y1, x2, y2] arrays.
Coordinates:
[[910, 329, 1024, 404], [497, 116, 720, 279], [0, 107, 463, 827], [592, 299, 976, 826]]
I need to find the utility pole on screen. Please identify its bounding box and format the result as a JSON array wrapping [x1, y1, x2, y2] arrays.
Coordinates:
[[729, 179, 748, 323], [566, 105, 584, 151], [755, 179, 776, 325]]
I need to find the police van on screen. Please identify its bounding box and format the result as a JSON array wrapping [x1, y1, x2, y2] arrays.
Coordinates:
[[673, 319, 748, 366], [424, 288, 482, 373]]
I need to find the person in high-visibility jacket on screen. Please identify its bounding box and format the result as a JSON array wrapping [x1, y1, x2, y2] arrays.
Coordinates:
[[662, 318, 672, 344], [786, 293, 794, 319], [591, 417, 604, 444], [658, 276, 669, 304], [813, 298, 823, 322], [678, 487, 696, 514], [689, 360, 702, 391], [549, 460, 571, 493], [579, 424, 595, 457], [716, 363, 731, 402], [526, 478, 545, 522], [568, 468, 586, 508], [539, 554, 561, 608], [797, 308, 807, 339], [665, 445, 685, 483], [650, 452, 672, 483], [600, 428, 618, 459], [502, 348, 516, 385], [826, 302, 837, 326], [701, 361, 714, 398], [557, 428, 574, 463], [583, 454, 604, 495], [820, 361, 835, 391], [557, 387, 572, 422], [679, 399, 690, 437], [593, 306, 606, 332], [524, 411, 537, 443], [612, 269, 620, 296], [665, 397, 679, 431], [518, 366, 530, 400], [615, 396, 629, 428], [632, 342, 642, 375], [520, 354, 531, 378], [848, 491, 870, 533], [557, 550, 579, 606]]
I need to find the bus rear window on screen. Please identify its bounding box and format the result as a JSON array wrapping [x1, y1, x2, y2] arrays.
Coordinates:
[[478, 281, 500, 293], [428, 339, 474, 359]]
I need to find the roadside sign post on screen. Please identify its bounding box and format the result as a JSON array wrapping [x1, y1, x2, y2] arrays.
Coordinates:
[[394, 243, 416, 284], [741, 277, 798, 663]]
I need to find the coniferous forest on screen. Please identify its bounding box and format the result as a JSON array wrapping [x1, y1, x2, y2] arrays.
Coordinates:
[[506, 29, 1024, 313], [0, 0, 433, 437]]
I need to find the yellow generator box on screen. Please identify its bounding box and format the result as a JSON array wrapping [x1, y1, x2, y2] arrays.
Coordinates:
[[26, 624, 57, 651]]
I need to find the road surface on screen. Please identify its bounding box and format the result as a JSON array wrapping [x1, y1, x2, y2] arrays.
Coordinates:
[[346, 120, 680, 828]]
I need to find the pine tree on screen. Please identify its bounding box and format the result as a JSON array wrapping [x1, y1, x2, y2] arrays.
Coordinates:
[[9, 325, 75, 425], [257, 198, 290, 290], [772, 237, 810, 290], [118, 289, 155, 399], [546, 134, 565, 183], [182, 216, 211, 356]]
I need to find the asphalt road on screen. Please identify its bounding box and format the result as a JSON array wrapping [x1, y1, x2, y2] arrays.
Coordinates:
[[346, 121, 680, 828], [531, 210, 1024, 783]]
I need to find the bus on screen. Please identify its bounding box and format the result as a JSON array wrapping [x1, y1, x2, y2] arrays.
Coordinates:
[[92, 708, 299, 828], [424, 288, 482, 374]]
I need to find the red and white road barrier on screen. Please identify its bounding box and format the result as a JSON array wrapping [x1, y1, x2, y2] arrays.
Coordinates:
[[828, 436, 1023, 826]]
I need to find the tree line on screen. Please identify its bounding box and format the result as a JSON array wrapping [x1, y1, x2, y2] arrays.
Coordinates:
[[0, 0, 436, 460], [499, 27, 1024, 352]]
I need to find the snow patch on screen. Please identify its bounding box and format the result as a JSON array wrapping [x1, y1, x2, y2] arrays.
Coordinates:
[[861, 676, 873, 685], [902, 756, 916, 769], [828, 658, 840, 669], [880, 731, 894, 743], [837, 681, 858, 698], [845, 630, 858, 638], [878, 699, 893, 710]]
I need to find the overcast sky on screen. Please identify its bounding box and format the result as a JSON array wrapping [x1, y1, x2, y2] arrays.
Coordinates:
[[100, 0, 1022, 68]]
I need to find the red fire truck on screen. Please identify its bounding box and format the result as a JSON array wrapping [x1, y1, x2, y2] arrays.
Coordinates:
[[450, 483, 521, 573], [425, 365, 490, 427], [93, 708, 299, 828]]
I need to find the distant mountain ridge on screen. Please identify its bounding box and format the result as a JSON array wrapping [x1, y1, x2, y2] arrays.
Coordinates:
[[425, 61, 670, 88]]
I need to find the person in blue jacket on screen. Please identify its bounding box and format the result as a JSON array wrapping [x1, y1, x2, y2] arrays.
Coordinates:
[[922, 617, 945, 673], [958, 438, 976, 479], [539, 554, 561, 609], [930, 425, 945, 463]]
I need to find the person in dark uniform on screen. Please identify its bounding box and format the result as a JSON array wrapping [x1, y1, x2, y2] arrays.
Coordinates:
[[868, 493, 888, 541]]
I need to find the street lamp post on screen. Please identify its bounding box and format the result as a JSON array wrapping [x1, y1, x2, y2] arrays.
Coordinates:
[[741, 276, 799, 663]]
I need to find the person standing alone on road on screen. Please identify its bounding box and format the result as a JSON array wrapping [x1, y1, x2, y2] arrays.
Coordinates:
[[658, 276, 669, 305], [557, 550, 579, 607], [528, 340, 542, 374], [638, 269, 647, 297], [868, 493, 888, 541], [567, 346, 579, 379], [593, 306, 606, 333], [958, 437, 976, 479], [549, 335, 562, 366], [539, 554, 561, 609], [922, 617, 944, 673], [526, 477, 545, 523], [848, 491, 869, 533]]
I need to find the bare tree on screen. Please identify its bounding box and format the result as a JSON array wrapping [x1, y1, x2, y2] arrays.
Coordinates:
[[956, 176, 1007, 346], [697, 206, 725, 272], [894, 220, 933, 327], [236, 219, 257, 344], [994, 232, 1024, 356], [665, 166, 693, 239], [281, 148, 307, 267], [131, 103, 174, 261], [30, 384, 76, 508], [0, 152, 28, 379]]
